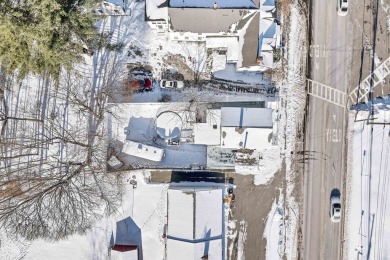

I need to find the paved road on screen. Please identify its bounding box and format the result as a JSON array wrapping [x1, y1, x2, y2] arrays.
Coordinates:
[[303, 0, 354, 259]]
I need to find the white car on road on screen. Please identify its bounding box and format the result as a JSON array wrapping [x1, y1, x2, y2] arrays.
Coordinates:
[[160, 80, 184, 89], [337, 0, 348, 16], [330, 196, 341, 222]]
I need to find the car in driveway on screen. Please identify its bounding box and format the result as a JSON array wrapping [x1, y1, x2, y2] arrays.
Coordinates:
[[123, 78, 152, 93], [330, 195, 341, 222], [337, 0, 348, 16], [160, 80, 184, 89]]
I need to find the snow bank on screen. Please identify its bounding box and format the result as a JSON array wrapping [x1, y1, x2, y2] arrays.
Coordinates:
[[264, 190, 284, 260]]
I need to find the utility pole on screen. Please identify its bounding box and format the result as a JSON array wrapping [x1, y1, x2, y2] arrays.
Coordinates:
[[366, 0, 379, 257]]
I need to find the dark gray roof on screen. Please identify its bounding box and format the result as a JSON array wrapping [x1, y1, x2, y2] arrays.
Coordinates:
[[241, 12, 260, 67], [168, 8, 251, 33]]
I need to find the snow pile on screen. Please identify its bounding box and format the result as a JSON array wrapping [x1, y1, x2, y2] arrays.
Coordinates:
[[344, 105, 390, 259], [264, 191, 285, 260], [236, 220, 248, 260], [235, 146, 281, 185], [226, 219, 237, 259]]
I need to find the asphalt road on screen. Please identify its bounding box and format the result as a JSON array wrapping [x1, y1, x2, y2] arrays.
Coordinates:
[[303, 0, 354, 259]]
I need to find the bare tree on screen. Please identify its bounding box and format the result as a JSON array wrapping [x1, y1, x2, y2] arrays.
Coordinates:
[[180, 42, 212, 85], [0, 47, 127, 240]]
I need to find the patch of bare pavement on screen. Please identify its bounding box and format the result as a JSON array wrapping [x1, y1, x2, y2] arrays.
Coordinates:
[[350, 0, 390, 98], [228, 163, 285, 260]]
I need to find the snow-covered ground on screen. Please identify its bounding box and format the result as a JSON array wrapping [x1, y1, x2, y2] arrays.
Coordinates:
[[0, 170, 168, 260], [344, 103, 390, 259]]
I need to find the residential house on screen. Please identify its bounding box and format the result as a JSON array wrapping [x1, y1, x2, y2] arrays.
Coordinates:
[[220, 107, 273, 149], [166, 187, 223, 260]]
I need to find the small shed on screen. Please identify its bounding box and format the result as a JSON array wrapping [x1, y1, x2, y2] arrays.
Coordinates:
[[110, 217, 143, 260]]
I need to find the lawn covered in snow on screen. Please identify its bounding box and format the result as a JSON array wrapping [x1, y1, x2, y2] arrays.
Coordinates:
[[0, 171, 168, 260], [344, 104, 390, 259]]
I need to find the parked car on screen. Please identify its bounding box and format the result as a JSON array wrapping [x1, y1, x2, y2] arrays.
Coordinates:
[[337, 0, 348, 16], [160, 80, 184, 89], [123, 78, 152, 93], [330, 195, 341, 222]]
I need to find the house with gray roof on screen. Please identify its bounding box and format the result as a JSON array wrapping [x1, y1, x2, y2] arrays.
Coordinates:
[[145, 0, 268, 70]]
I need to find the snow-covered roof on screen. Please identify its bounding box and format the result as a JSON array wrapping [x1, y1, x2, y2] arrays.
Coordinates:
[[110, 217, 141, 260], [206, 36, 240, 62], [221, 107, 273, 128], [260, 16, 277, 40], [193, 109, 221, 145], [122, 140, 165, 162], [258, 44, 274, 68], [260, 0, 275, 11], [167, 239, 222, 260], [112, 217, 141, 247], [167, 188, 223, 240], [146, 0, 168, 21], [126, 117, 156, 143], [169, 0, 257, 8], [221, 127, 273, 149], [213, 63, 268, 84], [257, 12, 280, 69], [168, 8, 251, 33]]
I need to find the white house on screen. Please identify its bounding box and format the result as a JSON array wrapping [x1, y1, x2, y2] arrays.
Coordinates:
[[258, 11, 281, 68], [166, 187, 223, 260], [145, 0, 169, 34], [220, 107, 273, 149]]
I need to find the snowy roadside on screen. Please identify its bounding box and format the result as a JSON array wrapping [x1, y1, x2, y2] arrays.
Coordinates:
[[263, 1, 307, 259], [344, 105, 390, 259]]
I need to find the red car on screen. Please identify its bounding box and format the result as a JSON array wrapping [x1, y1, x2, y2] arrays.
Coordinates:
[[123, 78, 152, 93], [143, 78, 152, 91]]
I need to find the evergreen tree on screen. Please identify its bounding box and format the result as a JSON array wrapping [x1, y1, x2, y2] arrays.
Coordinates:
[[0, 0, 99, 82]]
